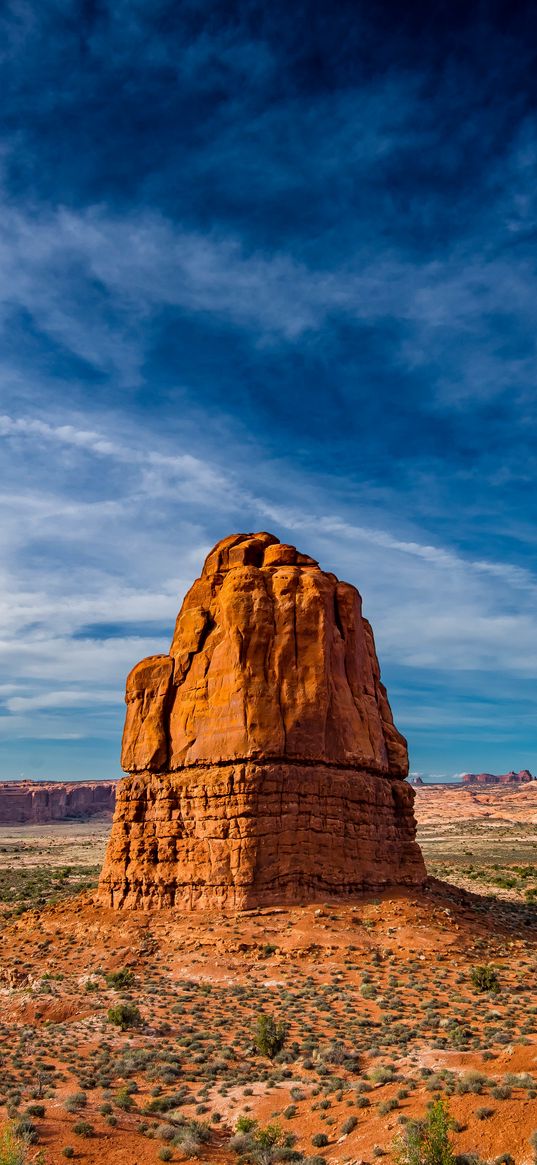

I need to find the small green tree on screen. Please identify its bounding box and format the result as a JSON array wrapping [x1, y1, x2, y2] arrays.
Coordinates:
[[470, 965, 500, 994], [394, 1099, 454, 1165], [107, 1002, 142, 1030], [254, 1014, 287, 1059]]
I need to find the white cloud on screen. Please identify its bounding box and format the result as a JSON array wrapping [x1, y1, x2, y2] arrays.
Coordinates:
[[0, 407, 536, 756], [1, 193, 536, 404]]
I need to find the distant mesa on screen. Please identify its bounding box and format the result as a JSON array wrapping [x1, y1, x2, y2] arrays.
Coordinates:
[[409, 775, 424, 786], [0, 780, 116, 825], [98, 531, 426, 910], [462, 769, 534, 786]]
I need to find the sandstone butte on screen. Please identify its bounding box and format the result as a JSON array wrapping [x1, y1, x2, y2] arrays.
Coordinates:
[[0, 779, 116, 825], [462, 770, 534, 785], [98, 532, 426, 910]]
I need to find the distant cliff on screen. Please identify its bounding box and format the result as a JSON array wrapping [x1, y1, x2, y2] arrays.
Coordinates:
[[462, 769, 534, 786], [0, 780, 117, 824]]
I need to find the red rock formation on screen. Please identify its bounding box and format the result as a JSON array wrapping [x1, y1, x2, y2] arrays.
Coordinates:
[[0, 780, 116, 824], [99, 532, 425, 909], [462, 770, 534, 786]]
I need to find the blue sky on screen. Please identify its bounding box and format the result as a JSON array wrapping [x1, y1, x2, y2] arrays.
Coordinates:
[[0, 1, 536, 781]]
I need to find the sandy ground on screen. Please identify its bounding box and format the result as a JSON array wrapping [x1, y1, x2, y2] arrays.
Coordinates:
[[1, 785, 537, 1164]]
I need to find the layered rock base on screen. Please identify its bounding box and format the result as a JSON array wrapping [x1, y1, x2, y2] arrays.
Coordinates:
[[100, 762, 424, 910], [98, 532, 426, 909]]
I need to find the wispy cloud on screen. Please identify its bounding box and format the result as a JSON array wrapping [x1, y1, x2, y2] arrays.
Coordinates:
[[0, 2, 536, 778]]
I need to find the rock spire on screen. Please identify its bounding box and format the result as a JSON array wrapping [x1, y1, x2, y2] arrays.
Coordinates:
[[98, 532, 425, 908]]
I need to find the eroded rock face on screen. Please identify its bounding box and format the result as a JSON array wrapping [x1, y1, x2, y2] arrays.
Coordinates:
[[99, 532, 425, 909], [0, 780, 116, 824]]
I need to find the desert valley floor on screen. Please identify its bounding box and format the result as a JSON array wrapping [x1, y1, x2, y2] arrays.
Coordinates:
[[1, 783, 537, 1165]]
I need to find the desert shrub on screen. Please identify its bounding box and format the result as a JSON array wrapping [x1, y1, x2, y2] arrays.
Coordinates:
[[379, 1099, 399, 1115], [476, 1107, 494, 1120], [230, 1120, 286, 1164], [25, 1105, 45, 1119], [370, 1066, 394, 1084], [158, 1150, 173, 1163], [107, 1002, 142, 1030], [470, 966, 499, 994], [73, 1121, 94, 1137], [236, 1117, 257, 1134], [115, 1086, 134, 1110], [64, 1093, 87, 1113], [491, 1085, 511, 1100], [175, 1130, 202, 1157], [62, 1149, 74, 1159], [105, 968, 135, 990], [156, 1125, 175, 1142], [254, 1015, 287, 1059], [312, 1134, 329, 1147], [394, 1098, 454, 1165], [456, 1071, 487, 1096], [529, 1130, 537, 1162], [341, 1116, 358, 1135], [12, 1120, 37, 1146]]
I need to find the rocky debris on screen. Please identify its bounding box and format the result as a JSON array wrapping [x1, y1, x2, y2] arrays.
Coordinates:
[[462, 770, 534, 785], [0, 780, 116, 824], [99, 532, 426, 909]]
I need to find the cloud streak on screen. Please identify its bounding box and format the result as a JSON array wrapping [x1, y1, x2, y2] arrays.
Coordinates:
[[0, 2, 535, 777]]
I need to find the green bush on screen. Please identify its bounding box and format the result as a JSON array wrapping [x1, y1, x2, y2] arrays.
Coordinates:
[[73, 1122, 94, 1138], [254, 1124, 283, 1150], [107, 1002, 142, 1030], [105, 968, 135, 989], [394, 1098, 454, 1165], [62, 1150, 75, 1160], [312, 1133, 329, 1148], [236, 1117, 257, 1134], [470, 965, 499, 994], [254, 1015, 287, 1059]]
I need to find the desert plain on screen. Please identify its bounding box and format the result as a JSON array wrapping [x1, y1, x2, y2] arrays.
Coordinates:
[[1, 782, 537, 1165]]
